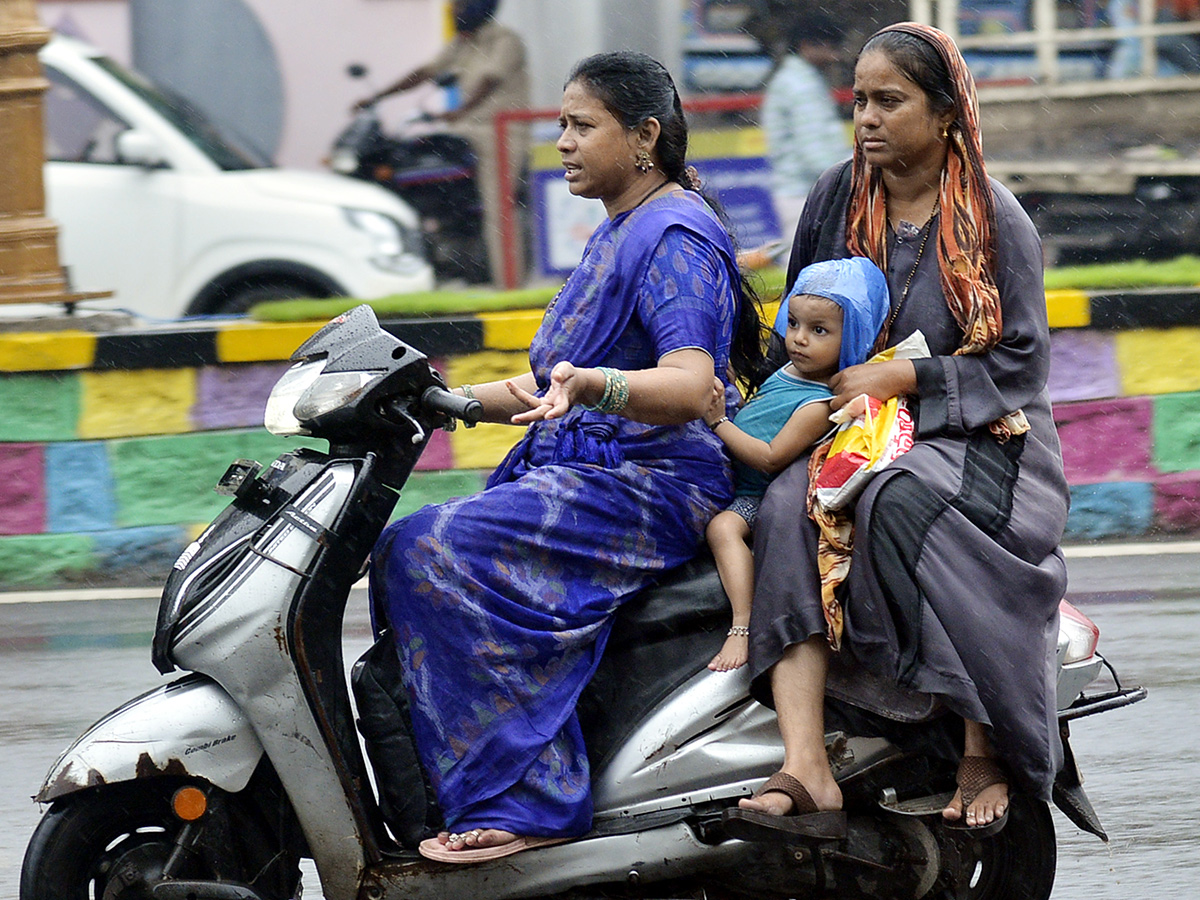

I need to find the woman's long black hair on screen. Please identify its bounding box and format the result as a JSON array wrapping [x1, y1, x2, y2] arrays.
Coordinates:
[[566, 51, 768, 392]]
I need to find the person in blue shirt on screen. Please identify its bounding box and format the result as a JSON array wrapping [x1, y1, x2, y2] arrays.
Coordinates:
[[703, 257, 888, 671]]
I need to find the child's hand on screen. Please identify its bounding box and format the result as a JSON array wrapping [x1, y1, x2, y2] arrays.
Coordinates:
[[705, 376, 726, 422]]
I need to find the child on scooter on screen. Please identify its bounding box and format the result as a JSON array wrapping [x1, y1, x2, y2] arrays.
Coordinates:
[[704, 256, 889, 671]]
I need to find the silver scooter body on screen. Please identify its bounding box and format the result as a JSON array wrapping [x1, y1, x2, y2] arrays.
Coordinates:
[[30, 306, 1146, 900]]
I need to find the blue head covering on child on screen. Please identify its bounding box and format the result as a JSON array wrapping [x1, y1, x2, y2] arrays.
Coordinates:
[[773, 257, 890, 371]]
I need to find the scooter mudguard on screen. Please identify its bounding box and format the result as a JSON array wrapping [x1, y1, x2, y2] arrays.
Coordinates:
[[36, 672, 263, 803]]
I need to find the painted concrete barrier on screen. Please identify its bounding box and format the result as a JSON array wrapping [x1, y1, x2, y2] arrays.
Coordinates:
[[0, 288, 1198, 588]]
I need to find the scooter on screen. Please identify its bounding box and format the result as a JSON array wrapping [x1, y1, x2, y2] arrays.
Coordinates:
[[331, 65, 490, 285], [21, 305, 1146, 900]]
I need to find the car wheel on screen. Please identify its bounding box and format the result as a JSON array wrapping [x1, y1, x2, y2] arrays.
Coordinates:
[[214, 279, 327, 316]]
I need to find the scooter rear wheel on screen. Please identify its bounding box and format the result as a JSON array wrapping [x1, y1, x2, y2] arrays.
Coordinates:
[[19, 778, 302, 900], [938, 793, 1057, 900]]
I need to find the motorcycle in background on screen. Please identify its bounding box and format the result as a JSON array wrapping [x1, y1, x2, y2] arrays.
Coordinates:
[[20, 305, 1147, 900], [330, 64, 490, 285]]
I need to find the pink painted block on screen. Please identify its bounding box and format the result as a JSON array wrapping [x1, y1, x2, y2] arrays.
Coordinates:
[[0, 443, 46, 535], [416, 359, 454, 470], [194, 363, 291, 430], [1155, 471, 1200, 532], [1049, 331, 1120, 403], [1054, 397, 1155, 483], [415, 426, 455, 470]]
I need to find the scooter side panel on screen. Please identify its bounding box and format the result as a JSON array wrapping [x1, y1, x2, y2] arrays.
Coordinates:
[[35, 675, 263, 802], [170, 465, 367, 900], [591, 667, 783, 817]]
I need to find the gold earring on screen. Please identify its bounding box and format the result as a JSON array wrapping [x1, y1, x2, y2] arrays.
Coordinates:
[[635, 149, 655, 173], [941, 124, 952, 140]]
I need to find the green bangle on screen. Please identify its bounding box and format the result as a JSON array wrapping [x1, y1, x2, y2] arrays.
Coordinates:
[[459, 383, 477, 427], [583, 367, 629, 414]]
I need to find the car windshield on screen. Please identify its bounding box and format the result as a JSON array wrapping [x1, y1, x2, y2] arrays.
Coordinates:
[[93, 56, 271, 171]]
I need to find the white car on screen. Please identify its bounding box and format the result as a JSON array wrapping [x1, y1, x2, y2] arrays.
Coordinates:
[[40, 35, 434, 320]]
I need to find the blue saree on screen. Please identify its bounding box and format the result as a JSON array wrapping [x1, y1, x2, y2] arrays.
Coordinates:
[[372, 192, 742, 837]]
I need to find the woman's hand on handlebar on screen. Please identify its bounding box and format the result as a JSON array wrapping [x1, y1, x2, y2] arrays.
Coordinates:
[[828, 359, 918, 411]]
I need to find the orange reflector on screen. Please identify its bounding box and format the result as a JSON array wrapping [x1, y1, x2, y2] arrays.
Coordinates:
[[172, 786, 208, 821]]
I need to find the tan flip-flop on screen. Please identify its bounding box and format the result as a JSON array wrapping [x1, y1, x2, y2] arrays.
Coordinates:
[[418, 833, 571, 864]]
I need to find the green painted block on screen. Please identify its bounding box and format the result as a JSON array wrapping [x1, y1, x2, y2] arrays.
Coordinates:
[[1153, 391, 1200, 473], [109, 430, 322, 527], [393, 470, 487, 519], [0, 533, 94, 586], [0, 373, 79, 442]]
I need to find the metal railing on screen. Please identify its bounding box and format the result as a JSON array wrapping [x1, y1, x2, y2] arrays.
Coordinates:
[[912, 0, 1200, 84]]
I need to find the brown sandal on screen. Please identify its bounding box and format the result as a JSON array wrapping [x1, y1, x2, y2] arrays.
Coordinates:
[[945, 755, 1010, 836], [722, 771, 847, 842]]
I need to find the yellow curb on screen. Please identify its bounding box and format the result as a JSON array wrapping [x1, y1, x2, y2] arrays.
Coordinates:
[[1045, 289, 1090, 329], [0, 331, 95, 371], [216, 321, 326, 363], [478, 309, 543, 351]]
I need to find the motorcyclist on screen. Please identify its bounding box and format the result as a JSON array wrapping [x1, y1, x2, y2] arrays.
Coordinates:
[[356, 0, 529, 288]]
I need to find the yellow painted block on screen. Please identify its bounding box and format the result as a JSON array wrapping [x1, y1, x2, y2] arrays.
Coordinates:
[[479, 309, 543, 351], [216, 322, 324, 363], [446, 350, 530, 389], [450, 421, 523, 471], [1045, 289, 1091, 329], [79, 368, 197, 439], [0, 331, 95, 371], [444, 350, 531, 470], [1116, 328, 1200, 396]]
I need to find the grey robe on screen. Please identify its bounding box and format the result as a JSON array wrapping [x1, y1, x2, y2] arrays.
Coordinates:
[[749, 163, 1070, 800]]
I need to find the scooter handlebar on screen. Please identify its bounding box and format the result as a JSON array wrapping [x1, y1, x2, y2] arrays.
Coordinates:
[[420, 385, 483, 425]]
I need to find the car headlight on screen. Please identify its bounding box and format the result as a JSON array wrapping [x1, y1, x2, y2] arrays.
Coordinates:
[[344, 208, 422, 272]]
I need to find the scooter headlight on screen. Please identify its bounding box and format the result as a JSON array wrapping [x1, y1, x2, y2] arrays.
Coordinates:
[[265, 358, 325, 435], [330, 147, 359, 174], [293, 370, 378, 421]]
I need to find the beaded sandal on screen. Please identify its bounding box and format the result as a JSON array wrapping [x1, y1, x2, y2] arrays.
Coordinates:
[[944, 755, 1010, 836]]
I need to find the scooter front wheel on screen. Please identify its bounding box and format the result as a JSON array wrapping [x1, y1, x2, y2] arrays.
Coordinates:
[[20, 777, 302, 900]]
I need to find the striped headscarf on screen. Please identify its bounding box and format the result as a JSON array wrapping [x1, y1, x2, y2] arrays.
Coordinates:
[[846, 22, 1003, 356]]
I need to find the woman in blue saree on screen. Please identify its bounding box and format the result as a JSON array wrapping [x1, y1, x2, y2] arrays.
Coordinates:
[[371, 51, 766, 863]]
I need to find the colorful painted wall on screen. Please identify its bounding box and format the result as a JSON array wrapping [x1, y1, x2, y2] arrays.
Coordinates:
[[1, 289, 1198, 588]]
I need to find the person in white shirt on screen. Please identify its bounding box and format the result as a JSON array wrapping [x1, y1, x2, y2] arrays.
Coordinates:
[[762, 14, 851, 252]]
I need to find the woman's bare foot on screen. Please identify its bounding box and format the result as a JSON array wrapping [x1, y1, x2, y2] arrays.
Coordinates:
[[708, 634, 748, 671], [439, 828, 519, 852], [942, 780, 1009, 827]]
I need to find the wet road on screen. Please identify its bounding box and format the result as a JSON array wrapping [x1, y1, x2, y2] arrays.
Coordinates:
[[1, 545, 1197, 899]]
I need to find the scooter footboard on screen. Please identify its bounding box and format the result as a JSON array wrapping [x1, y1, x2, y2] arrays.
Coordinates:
[[36, 672, 263, 803]]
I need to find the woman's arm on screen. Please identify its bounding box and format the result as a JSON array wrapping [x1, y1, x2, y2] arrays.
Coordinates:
[[455, 372, 538, 424], [508, 348, 713, 425], [710, 400, 833, 474], [912, 183, 1051, 437]]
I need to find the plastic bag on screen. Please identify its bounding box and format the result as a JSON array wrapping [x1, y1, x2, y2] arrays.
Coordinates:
[[812, 332, 929, 511]]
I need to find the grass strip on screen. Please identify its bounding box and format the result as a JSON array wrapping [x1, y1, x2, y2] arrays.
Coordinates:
[[251, 257, 1200, 323]]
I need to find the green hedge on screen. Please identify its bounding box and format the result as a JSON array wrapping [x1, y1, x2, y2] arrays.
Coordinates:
[[250, 257, 1200, 324]]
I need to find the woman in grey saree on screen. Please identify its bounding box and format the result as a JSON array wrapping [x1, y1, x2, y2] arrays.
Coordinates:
[[728, 22, 1070, 840]]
